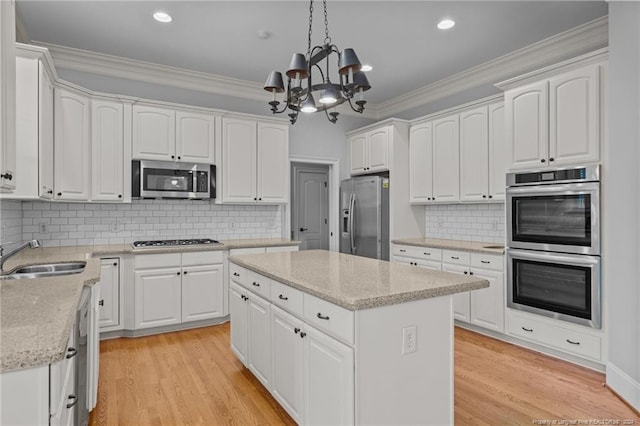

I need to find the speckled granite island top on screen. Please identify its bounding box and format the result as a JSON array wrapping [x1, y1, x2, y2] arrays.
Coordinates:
[[392, 237, 505, 255], [229, 250, 489, 310]]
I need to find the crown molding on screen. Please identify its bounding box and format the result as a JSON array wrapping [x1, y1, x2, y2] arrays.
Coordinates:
[[376, 15, 608, 118]]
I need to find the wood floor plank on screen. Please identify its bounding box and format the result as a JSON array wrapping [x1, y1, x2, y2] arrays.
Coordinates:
[[89, 324, 639, 425]]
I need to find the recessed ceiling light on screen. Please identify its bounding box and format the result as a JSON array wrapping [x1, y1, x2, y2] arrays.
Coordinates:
[[361, 64, 373, 72], [437, 19, 455, 30], [153, 11, 172, 23]]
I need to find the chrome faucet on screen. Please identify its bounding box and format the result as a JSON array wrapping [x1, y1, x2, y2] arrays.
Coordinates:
[[0, 240, 41, 271]]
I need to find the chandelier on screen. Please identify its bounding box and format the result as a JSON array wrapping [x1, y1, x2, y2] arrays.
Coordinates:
[[263, 0, 371, 125]]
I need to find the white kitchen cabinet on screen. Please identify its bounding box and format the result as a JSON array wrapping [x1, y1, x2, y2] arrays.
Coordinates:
[[247, 291, 272, 388], [459, 106, 489, 202], [134, 266, 183, 329], [54, 87, 90, 201], [442, 262, 471, 322], [504, 63, 601, 170], [221, 117, 288, 204], [469, 268, 504, 333], [0, 0, 16, 192], [488, 102, 508, 200], [549, 64, 600, 166], [349, 126, 389, 175], [132, 104, 215, 163], [99, 258, 120, 330], [135, 251, 225, 330], [230, 282, 249, 365], [409, 122, 433, 203], [270, 306, 304, 424], [304, 323, 354, 426], [92, 99, 124, 201], [1, 52, 54, 200], [181, 263, 224, 322], [432, 114, 460, 202]]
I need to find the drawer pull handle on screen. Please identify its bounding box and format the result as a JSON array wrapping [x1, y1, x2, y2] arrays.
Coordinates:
[[233, 272, 240, 277], [252, 281, 260, 287], [278, 294, 288, 301], [98, 299, 104, 306], [451, 256, 459, 260], [317, 313, 330, 320], [399, 249, 406, 253], [66, 348, 77, 359], [566, 339, 580, 345], [66, 394, 78, 409], [521, 327, 533, 332], [480, 260, 490, 264], [300, 332, 307, 338], [424, 252, 430, 256], [294, 327, 300, 334]]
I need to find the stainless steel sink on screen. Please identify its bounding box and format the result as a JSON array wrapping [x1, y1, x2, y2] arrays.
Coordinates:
[[1, 261, 86, 280], [482, 245, 505, 250]]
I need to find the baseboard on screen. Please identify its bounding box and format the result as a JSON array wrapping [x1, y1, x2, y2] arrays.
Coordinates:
[[99, 316, 230, 340], [606, 362, 640, 413]]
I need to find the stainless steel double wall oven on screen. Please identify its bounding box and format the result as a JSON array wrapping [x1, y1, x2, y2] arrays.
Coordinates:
[[506, 164, 601, 328]]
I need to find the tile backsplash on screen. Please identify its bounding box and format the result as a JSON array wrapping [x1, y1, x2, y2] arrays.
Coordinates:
[[0, 200, 23, 246], [21, 200, 282, 247], [425, 203, 505, 244]]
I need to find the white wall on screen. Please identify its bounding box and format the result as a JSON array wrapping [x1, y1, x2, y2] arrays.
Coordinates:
[[604, 1, 640, 411], [424, 203, 505, 244], [21, 200, 281, 247]]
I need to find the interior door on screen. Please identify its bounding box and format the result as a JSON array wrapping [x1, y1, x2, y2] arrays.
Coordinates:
[[353, 176, 381, 259], [293, 166, 329, 250]]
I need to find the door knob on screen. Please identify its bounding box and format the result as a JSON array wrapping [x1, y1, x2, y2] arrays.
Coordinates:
[[299, 228, 308, 232]]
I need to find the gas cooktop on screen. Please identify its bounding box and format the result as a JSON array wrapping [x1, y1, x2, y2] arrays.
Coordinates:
[[131, 239, 222, 249]]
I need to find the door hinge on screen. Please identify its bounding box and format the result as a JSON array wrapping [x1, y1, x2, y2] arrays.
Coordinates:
[[324, 182, 327, 187]]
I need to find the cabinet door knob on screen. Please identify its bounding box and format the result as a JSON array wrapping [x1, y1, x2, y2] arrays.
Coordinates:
[[57, 192, 62, 196], [47, 189, 53, 194], [177, 156, 181, 160], [171, 155, 175, 159], [469, 271, 474, 275], [98, 299, 104, 306], [233, 272, 239, 277], [118, 194, 122, 198], [254, 197, 257, 201], [540, 159, 546, 163], [488, 195, 493, 199], [482, 195, 487, 198], [549, 157, 555, 162], [252, 281, 260, 287], [463, 271, 468, 274], [176, 271, 181, 275], [113, 262, 117, 266], [183, 271, 188, 275]]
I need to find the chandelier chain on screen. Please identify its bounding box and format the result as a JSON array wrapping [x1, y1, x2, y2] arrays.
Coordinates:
[[307, 0, 314, 59], [323, 0, 331, 45]]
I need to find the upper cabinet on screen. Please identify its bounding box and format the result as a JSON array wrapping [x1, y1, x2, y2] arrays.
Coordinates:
[[0, 0, 16, 192], [221, 117, 288, 204], [349, 126, 389, 175], [432, 114, 460, 203], [132, 104, 215, 163], [54, 87, 91, 201], [487, 102, 508, 200], [409, 123, 433, 203], [503, 61, 602, 170], [459, 106, 489, 202], [91, 99, 125, 201]]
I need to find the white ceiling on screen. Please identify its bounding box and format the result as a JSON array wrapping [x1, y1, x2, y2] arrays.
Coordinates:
[[16, 1, 608, 105]]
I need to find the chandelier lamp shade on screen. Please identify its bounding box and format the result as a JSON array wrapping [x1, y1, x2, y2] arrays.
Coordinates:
[[263, 0, 371, 124]]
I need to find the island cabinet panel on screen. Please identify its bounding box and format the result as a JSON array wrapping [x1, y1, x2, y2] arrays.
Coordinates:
[[229, 282, 249, 365], [247, 293, 272, 389]]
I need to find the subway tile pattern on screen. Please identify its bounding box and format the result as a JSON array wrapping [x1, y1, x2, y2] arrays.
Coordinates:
[[21, 200, 282, 247], [0, 200, 23, 246], [425, 203, 505, 244]]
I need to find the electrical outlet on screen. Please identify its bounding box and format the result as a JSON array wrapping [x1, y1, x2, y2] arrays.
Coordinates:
[[229, 222, 236, 229], [110, 222, 120, 233], [433, 220, 443, 229], [402, 325, 417, 355], [39, 223, 48, 233]]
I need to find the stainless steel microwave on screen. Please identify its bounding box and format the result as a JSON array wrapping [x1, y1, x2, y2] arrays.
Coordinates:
[[132, 160, 216, 199]]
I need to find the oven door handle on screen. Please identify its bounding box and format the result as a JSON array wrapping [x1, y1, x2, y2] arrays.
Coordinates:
[[506, 181, 599, 197], [506, 248, 600, 267]]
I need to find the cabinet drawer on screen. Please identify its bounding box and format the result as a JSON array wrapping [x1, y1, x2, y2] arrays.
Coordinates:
[[470, 253, 503, 271], [442, 250, 470, 265], [392, 245, 442, 261], [182, 250, 223, 266], [507, 312, 601, 361], [303, 294, 354, 345], [247, 270, 272, 299], [135, 253, 181, 269], [270, 280, 303, 317], [229, 263, 248, 286]]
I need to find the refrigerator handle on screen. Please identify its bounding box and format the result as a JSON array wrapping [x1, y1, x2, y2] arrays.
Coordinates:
[[349, 193, 356, 254]]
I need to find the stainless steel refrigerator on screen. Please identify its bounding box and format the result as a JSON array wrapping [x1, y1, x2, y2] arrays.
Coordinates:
[[340, 175, 390, 260]]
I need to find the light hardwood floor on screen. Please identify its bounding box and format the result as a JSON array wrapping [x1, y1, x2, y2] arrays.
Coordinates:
[[90, 324, 639, 425]]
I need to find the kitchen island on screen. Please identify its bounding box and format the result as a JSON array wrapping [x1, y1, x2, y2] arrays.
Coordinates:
[[228, 249, 489, 425]]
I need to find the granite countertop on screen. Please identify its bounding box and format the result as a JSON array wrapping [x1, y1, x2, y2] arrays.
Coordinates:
[[229, 250, 489, 311], [0, 238, 298, 373], [392, 237, 505, 255]]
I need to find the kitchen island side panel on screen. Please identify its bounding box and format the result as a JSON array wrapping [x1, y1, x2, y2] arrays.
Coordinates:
[[355, 295, 453, 425]]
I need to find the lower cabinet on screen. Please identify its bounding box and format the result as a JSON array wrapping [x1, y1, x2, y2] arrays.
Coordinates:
[[0, 326, 76, 426], [99, 258, 120, 330], [134, 251, 224, 330]]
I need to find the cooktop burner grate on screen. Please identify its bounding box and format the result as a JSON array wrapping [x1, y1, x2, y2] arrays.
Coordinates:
[[132, 239, 221, 248]]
